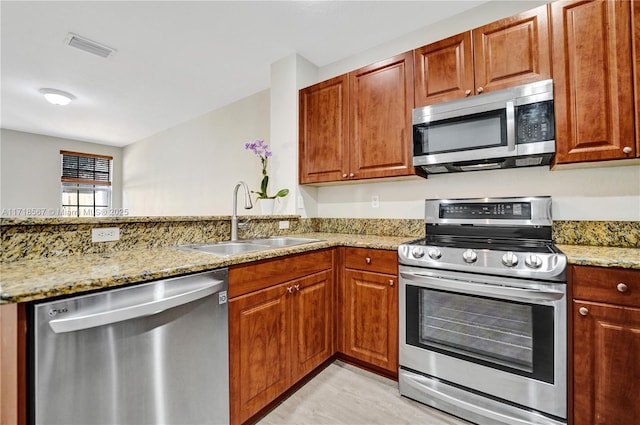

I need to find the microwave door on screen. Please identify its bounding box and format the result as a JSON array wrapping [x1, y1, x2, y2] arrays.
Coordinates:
[[413, 102, 516, 166]]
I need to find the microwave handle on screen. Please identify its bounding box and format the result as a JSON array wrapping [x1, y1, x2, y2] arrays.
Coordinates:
[[506, 100, 515, 151], [458, 162, 503, 172]]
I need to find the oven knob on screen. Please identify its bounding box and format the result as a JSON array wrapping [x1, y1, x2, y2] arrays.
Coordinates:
[[427, 248, 442, 260], [502, 251, 519, 267], [462, 249, 477, 263], [411, 247, 425, 258], [525, 254, 542, 269]]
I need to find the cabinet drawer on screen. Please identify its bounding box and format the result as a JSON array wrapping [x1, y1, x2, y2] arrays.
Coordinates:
[[344, 247, 397, 275], [572, 265, 640, 307], [229, 249, 334, 298]]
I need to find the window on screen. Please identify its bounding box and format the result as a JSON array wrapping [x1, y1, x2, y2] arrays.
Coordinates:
[[60, 150, 112, 217]]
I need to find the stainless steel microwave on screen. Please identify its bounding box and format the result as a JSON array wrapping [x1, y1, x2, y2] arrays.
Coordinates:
[[412, 79, 555, 175]]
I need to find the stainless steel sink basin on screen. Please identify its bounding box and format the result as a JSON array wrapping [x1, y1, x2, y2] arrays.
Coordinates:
[[244, 237, 321, 247], [176, 237, 321, 256]]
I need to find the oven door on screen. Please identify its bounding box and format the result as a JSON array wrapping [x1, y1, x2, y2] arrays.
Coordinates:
[[399, 265, 566, 421]]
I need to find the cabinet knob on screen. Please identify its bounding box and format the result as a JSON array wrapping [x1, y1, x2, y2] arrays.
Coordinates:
[[622, 146, 632, 154], [342, 173, 348, 178], [349, 173, 355, 177], [287, 286, 293, 294], [477, 87, 484, 93], [294, 284, 300, 292], [617, 283, 628, 293], [464, 89, 471, 96], [389, 279, 394, 286], [579, 307, 589, 316], [365, 257, 371, 264]]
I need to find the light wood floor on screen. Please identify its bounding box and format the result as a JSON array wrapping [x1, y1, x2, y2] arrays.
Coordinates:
[[256, 361, 471, 425]]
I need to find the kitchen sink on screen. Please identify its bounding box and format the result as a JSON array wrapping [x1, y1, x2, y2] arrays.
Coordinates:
[[244, 237, 321, 247], [176, 237, 321, 256]]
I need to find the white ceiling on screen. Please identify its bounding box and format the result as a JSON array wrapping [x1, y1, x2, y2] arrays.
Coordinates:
[[1, 1, 488, 147]]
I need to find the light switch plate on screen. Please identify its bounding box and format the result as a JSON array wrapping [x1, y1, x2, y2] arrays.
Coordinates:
[[278, 220, 290, 229]]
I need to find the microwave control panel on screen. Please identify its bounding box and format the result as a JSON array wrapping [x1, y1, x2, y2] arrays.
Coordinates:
[[516, 101, 555, 144]]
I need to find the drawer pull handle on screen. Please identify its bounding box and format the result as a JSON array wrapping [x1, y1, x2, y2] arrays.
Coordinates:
[[294, 284, 300, 292], [287, 287, 293, 294], [617, 283, 628, 293], [365, 257, 371, 264], [579, 307, 589, 316], [389, 279, 394, 286]]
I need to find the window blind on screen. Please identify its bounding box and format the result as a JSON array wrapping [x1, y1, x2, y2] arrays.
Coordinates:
[[60, 150, 112, 186]]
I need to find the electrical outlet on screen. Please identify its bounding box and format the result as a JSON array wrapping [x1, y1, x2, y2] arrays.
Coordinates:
[[278, 220, 290, 230], [92, 227, 120, 243], [371, 195, 380, 208]]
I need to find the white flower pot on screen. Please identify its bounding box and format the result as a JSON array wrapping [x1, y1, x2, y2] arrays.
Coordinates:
[[259, 198, 275, 215]]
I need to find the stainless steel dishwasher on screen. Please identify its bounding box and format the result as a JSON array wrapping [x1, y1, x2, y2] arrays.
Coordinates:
[[30, 268, 229, 425]]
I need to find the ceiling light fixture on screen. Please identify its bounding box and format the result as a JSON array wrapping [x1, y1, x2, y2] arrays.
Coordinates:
[[39, 88, 75, 106]]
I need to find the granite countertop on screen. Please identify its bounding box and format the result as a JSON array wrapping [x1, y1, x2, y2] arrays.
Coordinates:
[[1, 233, 637, 304], [0, 233, 410, 304], [556, 244, 640, 269]]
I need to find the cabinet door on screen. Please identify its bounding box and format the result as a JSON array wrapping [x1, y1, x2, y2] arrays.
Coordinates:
[[552, 0, 635, 163], [414, 32, 474, 107], [473, 4, 551, 93], [342, 269, 398, 374], [573, 301, 640, 425], [349, 52, 414, 179], [299, 75, 349, 184], [290, 270, 334, 382], [633, 0, 640, 156], [229, 283, 290, 425]]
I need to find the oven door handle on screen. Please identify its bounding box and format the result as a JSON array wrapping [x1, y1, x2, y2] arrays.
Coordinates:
[[400, 271, 565, 303]]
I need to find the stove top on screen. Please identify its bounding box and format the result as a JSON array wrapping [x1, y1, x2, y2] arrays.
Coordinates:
[[398, 197, 567, 282], [416, 235, 557, 253]]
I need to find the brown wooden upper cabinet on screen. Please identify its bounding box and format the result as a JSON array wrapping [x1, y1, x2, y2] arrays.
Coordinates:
[[414, 4, 551, 107], [552, 0, 636, 163], [633, 0, 640, 156], [299, 52, 414, 184]]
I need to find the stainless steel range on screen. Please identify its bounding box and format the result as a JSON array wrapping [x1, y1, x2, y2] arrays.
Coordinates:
[[398, 196, 567, 425]]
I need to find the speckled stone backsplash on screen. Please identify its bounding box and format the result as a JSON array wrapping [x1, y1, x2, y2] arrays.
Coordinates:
[[2, 216, 637, 262], [0, 216, 311, 263], [552, 221, 639, 248], [309, 218, 424, 238]]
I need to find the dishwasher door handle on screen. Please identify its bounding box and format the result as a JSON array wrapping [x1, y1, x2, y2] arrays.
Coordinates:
[[49, 278, 224, 334]]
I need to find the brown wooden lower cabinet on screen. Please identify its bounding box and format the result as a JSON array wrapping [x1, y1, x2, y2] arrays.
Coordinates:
[[228, 249, 335, 425], [571, 265, 640, 425], [338, 247, 399, 377]]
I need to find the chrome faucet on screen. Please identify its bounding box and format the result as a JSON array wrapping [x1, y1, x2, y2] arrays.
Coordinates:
[[231, 181, 253, 241]]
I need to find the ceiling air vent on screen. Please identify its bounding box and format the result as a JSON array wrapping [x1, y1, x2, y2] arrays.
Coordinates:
[[65, 33, 116, 58]]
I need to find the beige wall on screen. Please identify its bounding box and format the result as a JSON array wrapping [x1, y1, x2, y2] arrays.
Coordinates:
[[0, 129, 123, 216], [313, 166, 640, 221], [123, 89, 271, 216]]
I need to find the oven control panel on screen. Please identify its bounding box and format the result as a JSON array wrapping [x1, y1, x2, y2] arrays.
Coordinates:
[[440, 202, 532, 220], [425, 196, 552, 227]]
